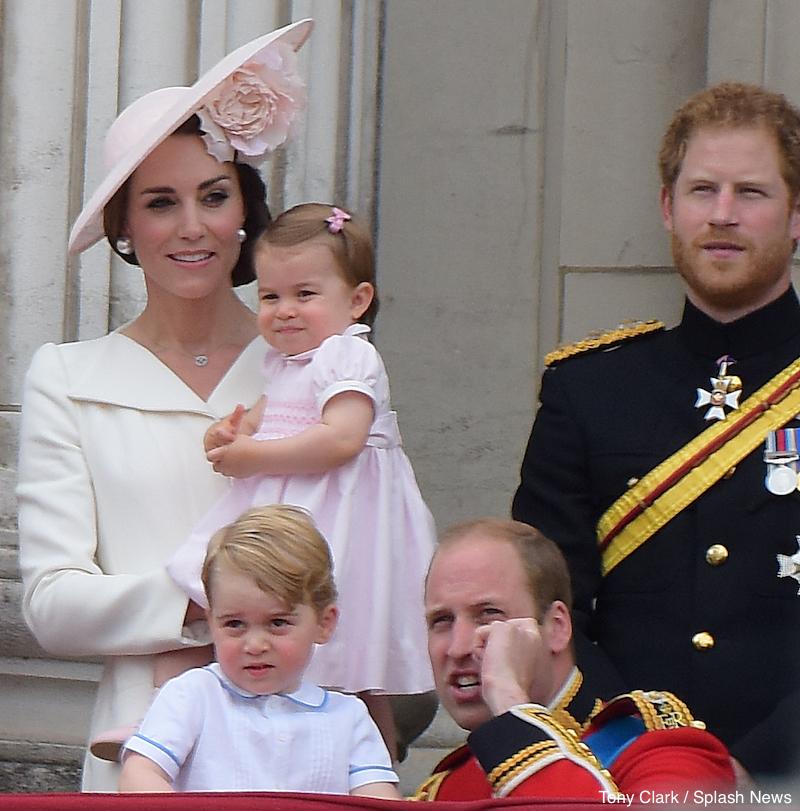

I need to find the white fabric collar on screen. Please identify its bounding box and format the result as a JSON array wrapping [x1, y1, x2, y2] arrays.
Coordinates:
[[207, 662, 328, 708], [64, 332, 267, 413]]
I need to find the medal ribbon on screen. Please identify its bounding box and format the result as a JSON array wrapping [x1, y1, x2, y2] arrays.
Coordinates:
[[764, 427, 800, 494], [598, 356, 800, 575]]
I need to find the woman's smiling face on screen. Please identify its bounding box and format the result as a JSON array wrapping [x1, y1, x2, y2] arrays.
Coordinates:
[[122, 133, 246, 300]]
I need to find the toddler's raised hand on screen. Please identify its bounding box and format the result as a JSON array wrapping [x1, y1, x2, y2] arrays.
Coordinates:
[[203, 403, 247, 452]]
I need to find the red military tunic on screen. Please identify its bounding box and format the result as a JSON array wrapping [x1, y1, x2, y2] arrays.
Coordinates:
[[414, 669, 735, 801]]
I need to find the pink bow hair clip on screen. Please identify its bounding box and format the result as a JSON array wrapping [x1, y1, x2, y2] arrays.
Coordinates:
[[325, 207, 351, 233]]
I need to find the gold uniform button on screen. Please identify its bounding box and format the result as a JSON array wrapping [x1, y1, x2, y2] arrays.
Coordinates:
[[692, 632, 715, 651], [705, 544, 728, 566]]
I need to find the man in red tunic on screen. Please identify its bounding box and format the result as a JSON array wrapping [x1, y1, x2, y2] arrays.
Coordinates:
[[414, 519, 738, 801]]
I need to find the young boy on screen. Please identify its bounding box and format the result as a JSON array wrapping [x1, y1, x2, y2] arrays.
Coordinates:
[[119, 505, 400, 797]]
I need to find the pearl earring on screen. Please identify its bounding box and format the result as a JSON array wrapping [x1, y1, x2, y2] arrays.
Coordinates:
[[116, 237, 134, 255], [237, 228, 247, 244]]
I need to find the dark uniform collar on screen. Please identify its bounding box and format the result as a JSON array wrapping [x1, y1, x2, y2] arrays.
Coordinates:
[[678, 286, 800, 362], [549, 666, 606, 733]]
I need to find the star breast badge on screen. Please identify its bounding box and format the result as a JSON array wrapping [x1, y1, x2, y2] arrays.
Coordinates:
[[777, 536, 800, 594], [695, 355, 741, 421]]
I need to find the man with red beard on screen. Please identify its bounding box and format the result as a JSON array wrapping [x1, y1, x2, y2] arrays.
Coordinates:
[[512, 82, 800, 781], [415, 519, 736, 800]]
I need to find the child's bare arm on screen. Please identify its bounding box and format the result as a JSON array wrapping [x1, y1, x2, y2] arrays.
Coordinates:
[[119, 753, 174, 792], [206, 391, 373, 479], [350, 781, 402, 799]]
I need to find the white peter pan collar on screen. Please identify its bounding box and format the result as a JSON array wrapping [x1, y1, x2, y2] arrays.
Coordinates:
[[207, 663, 328, 708]]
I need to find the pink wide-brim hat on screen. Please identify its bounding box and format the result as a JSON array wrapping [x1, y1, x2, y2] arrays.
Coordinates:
[[68, 18, 313, 256]]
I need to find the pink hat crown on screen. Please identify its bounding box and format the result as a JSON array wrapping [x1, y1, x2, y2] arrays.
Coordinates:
[[102, 87, 186, 174], [69, 19, 313, 256]]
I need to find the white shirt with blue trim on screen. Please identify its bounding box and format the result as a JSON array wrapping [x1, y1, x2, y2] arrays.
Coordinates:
[[122, 663, 398, 793]]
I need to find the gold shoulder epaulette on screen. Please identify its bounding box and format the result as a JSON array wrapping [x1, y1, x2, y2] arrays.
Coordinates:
[[590, 690, 707, 731], [545, 319, 664, 367]]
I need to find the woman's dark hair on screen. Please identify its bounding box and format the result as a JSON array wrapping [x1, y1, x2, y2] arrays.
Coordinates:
[[232, 162, 271, 286], [103, 114, 271, 287]]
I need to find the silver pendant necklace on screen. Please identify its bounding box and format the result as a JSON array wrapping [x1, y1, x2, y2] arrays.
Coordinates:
[[150, 342, 221, 367]]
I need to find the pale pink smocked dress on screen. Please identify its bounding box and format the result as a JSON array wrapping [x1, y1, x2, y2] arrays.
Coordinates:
[[168, 324, 435, 694]]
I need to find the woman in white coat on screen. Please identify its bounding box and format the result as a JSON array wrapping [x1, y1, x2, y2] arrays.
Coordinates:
[[16, 20, 313, 792]]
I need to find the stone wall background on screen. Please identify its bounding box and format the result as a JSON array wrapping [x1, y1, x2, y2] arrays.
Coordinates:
[[2, 0, 800, 793]]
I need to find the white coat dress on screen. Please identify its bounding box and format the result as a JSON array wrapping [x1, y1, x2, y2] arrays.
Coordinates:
[[16, 331, 267, 792]]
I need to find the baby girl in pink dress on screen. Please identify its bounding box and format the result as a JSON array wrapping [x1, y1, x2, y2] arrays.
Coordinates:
[[167, 203, 436, 758]]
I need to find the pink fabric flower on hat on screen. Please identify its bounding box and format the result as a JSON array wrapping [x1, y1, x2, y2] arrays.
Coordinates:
[[199, 40, 307, 166]]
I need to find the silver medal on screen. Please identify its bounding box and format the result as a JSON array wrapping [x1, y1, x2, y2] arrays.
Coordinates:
[[767, 465, 798, 496], [765, 428, 800, 496]]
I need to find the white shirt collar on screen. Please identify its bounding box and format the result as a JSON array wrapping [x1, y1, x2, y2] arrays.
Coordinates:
[[207, 663, 328, 708]]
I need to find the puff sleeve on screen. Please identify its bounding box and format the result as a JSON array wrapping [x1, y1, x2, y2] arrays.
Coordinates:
[[311, 328, 385, 413]]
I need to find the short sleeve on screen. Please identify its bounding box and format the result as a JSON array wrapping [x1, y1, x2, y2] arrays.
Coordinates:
[[122, 669, 207, 781], [346, 696, 399, 790], [311, 332, 383, 411]]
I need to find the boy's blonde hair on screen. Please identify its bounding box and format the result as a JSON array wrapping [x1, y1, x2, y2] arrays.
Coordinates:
[[201, 505, 337, 615], [255, 202, 379, 326]]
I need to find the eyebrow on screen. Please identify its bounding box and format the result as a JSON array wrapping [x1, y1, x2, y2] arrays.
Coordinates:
[[258, 279, 322, 291], [139, 174, 233, 195], [424, 599, 499, 617], [683, 171, 773, 186], [214, 611, 241, 621]]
